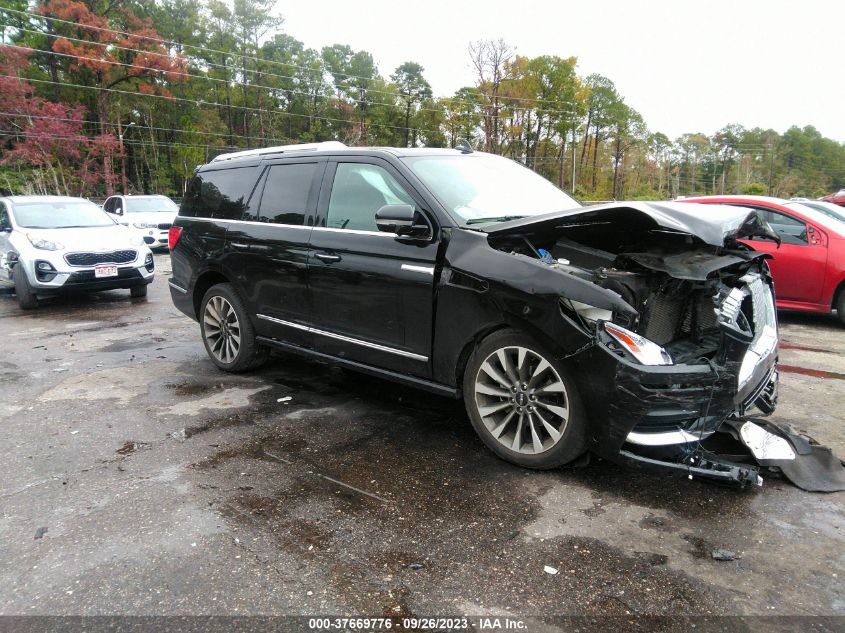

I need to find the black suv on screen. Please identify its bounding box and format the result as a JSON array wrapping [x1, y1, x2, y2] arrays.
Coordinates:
[[169, 142, 779, 482]]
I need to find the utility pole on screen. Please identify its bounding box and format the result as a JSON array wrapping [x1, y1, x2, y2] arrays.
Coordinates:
[[767, 141, 776, 196], [118, 121, 135, 195], [571, 120, 577, 193]]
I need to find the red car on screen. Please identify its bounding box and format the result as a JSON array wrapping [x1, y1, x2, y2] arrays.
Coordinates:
[[821, 189, 845, 207], [681, 195, 845, 325]]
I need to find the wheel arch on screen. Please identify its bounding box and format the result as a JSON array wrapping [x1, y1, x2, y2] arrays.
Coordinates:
[[454, 324, 510, 395], [453, 312, 587, 395], [832, 276, 845, 311], [192, 270, 230, 319]]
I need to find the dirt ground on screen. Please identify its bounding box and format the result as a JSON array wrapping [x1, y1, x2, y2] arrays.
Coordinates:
[[1, 254, 843, 628]]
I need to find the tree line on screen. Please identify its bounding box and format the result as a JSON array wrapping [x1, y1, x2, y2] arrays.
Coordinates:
[[1, 0, 843, 201]]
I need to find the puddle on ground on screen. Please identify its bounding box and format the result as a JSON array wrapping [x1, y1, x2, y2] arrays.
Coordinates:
[[99, 337, 166, 353], [185, 400, 733, 616], [165, 381, 218, 397]]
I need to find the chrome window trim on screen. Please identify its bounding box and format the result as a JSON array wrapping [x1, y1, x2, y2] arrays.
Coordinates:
[[312, 225, 393, 237], [400, 264, 435, 275], [256, 314, 428, 362], [178, 217, 313, 230], [168, 280, 188, 294]]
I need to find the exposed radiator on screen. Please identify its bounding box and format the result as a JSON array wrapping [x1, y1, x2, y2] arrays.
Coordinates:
[[644, 292, 717, 345]]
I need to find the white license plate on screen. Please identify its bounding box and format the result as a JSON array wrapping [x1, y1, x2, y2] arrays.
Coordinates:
[[94, 265, 118, 278]]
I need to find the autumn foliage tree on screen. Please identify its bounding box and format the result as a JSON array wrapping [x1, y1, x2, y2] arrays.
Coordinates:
[[0, 46, 87, 193], [35, 0, 186, 193], [1, 3, 843, 199]]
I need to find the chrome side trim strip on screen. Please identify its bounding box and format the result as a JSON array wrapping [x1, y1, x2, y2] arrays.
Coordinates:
[[401, 264, 435, 275], [177, 216, 393, 237], [256, 314, 428, 362], [311, 226, 393, 237], [625, 429, 711, 446], [168, 280, 188, 294]]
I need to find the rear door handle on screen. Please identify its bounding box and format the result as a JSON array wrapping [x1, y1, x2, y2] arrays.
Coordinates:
[[314, 252, 341, 263]]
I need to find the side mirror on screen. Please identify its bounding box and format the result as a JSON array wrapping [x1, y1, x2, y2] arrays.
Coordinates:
[[114, 207, 123, 216], [375, 204, 430, 238]]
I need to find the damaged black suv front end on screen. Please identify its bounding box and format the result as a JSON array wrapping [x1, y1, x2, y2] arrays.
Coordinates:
[[479, 202, 780, 486], [573, 266, 778, 487]]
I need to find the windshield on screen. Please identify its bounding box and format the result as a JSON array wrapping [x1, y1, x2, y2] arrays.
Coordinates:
[[12, 200, 116, 229], [402, 154, 580, 223], [787, 201, 845, 224], [125, 197, 178, 213]]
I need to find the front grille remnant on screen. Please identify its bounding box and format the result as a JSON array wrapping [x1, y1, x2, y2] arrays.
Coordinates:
[[644, 292, 719, 346], [64, 250, 137, 266]]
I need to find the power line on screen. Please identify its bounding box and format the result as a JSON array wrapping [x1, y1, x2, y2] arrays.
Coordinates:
[[3, 25, 580, 118], [1, 9, 582, 114], [6, 40, 457, 121], [0, 73, 447, 137], [0, 129, 241, 151], [0, 110, 297, 145]]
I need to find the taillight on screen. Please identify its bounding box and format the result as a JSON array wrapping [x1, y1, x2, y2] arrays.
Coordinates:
[[168, 225, 183, 250]]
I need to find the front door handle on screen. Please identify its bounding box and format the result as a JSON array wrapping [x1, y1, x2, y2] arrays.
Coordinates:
[[314, 252, 341, 263]]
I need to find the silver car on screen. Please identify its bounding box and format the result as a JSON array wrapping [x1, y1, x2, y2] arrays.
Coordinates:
[[0, 196, 155, 309], [102, 194, 179, 250]]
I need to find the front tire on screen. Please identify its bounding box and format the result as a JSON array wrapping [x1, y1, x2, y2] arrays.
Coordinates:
[[462, 329, 587, 469], [837, 292, 845, 327], [13, 265, 38, 310], [200, 283, 268, 372], [130, 284, 148, 298]]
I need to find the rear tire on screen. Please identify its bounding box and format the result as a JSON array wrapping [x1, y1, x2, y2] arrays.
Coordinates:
[[837, 292, 845, 327], [130, 284, 148, 298], [200, 283, 269, 372], [462, 329, 587, 469], [13, 265, 38, 310]]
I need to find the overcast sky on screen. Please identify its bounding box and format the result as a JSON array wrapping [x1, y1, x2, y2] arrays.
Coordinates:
[[280, 0, 844, 142]]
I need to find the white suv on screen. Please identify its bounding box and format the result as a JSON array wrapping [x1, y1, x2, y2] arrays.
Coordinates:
[[103, 194, 179, 249], [0, 196, 155, 309]]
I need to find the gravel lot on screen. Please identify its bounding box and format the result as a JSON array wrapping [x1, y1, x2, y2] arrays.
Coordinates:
[[1, 254, 843, 624]]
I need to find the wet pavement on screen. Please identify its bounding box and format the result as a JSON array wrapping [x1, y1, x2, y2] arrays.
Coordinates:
[[0, 254, 843, 623]]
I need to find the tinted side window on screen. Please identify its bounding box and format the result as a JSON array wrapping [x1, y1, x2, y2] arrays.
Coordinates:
[[181, 167, 257, 220], [0, 202, 9, 230], [103, 198, 115, 213], [246, 163, 317, 225], [327, 163, 414, 232], [763, 210, 807, 245]]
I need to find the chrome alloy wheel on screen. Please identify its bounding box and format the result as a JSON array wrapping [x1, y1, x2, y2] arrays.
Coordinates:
[[473, 346, 570, 454], [203, 295, 241, 363]]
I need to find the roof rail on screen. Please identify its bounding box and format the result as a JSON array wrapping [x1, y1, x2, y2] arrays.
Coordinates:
[[210, 141, 347, 163]]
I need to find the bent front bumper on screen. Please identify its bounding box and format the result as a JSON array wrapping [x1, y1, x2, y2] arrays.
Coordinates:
[[569, 271, 778, 484]]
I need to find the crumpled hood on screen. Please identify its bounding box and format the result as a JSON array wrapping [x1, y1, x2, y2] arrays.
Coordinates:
[[24, 224, 141, 252], [478, 201, 780, 247]]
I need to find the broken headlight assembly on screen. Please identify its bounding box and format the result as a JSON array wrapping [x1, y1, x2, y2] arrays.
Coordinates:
[[560, 298, 672, 366], [603, 322, 673, 366]]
